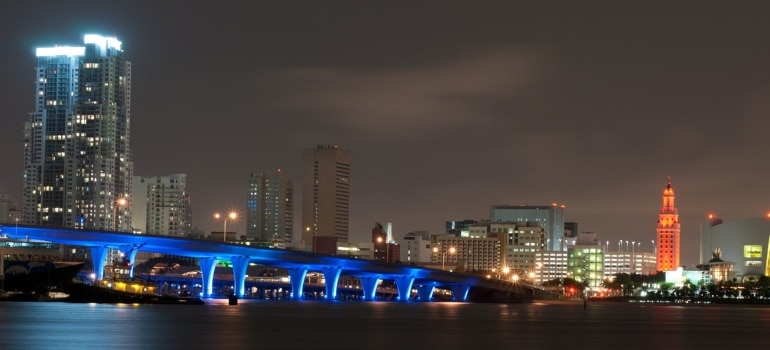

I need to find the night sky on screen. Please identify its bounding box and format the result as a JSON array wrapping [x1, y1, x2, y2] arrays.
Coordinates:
[[2, 1, 769, 267]]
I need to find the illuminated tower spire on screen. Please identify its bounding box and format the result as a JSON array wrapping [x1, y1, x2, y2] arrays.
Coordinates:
[[656, 176, 680, 271]]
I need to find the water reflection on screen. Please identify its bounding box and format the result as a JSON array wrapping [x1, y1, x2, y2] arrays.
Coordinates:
[[2, 300, 770, 349]]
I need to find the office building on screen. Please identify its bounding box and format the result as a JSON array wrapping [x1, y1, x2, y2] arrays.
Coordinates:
[[301, 145, 350, 254], [400, 231, 433, 263], [656, 177, 680, 271], [23, 34, 132, 231], [699, 215, 770, 281], [371, 222, 399, 263], [132, 174, 191, 236], [490, 204, 565, 251], [433, 228, 502, 272], [246, 170, 294, 243], [445, 219, 478, 236], [603, 251, 657, 277], [486, 221, 545, 277], [566, 232, 604, 292]]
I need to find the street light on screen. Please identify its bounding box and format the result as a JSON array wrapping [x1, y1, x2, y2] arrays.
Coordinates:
[[113, 197, 127, 231], [214, 211, 237, 242], [433, 246, 456, 270]]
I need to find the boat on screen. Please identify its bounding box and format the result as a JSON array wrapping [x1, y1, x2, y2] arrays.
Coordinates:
[[0, 238, 86, 298], [1, 260, 85, 295]]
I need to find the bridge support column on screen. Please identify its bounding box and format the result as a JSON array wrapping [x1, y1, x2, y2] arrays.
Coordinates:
[[288, 268, 308, 300], [199, 257, 218, 298], [393, 276, 415, 301], [118, 245, 140, 279], [416, 283, 436, 301], [89, 246, 109, 281], [230, 256, 250, 298], [450, 283, 471, 302], [358, 275, 381, 301], [320, 266, 342, 300]]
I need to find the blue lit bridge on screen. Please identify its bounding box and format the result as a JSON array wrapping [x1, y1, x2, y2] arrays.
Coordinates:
[[0, 225, 542, 302]]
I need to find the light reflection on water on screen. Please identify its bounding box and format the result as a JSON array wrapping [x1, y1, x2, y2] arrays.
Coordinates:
[[2, 300, 770, 349]]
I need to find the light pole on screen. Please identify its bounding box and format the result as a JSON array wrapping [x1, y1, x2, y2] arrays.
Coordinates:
[[625, 240, 629, 252], [214, 212, 237, 242], [651, 240, 656, 254], [113, 197, 127, 231], [433, 246, 456, 270], [618, 240, 622, 252]]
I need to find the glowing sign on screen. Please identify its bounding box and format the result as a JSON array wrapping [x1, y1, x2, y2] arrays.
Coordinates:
[[744, 245, 762, 258], [36, 46, 85, 57]]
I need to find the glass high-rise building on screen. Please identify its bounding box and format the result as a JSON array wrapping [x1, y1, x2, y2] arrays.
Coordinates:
[[132, 174, 191, 236], [23, 34, 132, 231], [246, 170, 294, 243], [301, 145, 350, 253], [490, 204, 565, 251]]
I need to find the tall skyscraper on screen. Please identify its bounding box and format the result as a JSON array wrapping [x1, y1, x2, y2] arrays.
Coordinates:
[[301, 145, 350, 253], [132, 174, 191, 236], [23, 34, 132, 231], [490, 204, 565, 250], [246, 170, 294, 242], [656, 177, 680, 271]]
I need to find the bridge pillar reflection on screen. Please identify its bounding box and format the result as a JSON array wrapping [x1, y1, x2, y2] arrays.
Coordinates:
[[89, 246, 109, 281], [199, 257, 218, 298], [118, 244, 140, 278], [230, 256, 250, 298], [320, 266, 342, 300], [393, 276, 415, 301], [416, 283, 436, 301], [288, 267, 308, 300], [358, 275, 381, 301], [450, 283, 471, 302]]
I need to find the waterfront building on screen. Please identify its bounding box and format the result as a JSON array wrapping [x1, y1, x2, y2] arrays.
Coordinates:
[[301, 145, 350, 254], [432, 234, 501, 272], [400, 232, 432, 263], [603, 251, 657, 277], [132, 174, 191, 236], [445, 219, 479, 236], [535, 250, 567, 284], [656, 177, 680, 271], [246, 170, 294, 243], [566, 232, 604, 292], [23, 34, 133, 231], [487, 221, 544, 276], [371, 222, 399, 263], [490, 204, 565, 251], [699, 215, 770, 281]]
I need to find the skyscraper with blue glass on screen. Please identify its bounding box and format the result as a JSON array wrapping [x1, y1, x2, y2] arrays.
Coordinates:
[[23, 34, 133, 231]]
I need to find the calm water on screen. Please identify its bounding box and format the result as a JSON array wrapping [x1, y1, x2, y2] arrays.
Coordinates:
[[1, 299, 769, 349]]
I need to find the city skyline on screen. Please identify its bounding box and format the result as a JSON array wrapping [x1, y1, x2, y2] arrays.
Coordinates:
[[2, 2, 770, 267]]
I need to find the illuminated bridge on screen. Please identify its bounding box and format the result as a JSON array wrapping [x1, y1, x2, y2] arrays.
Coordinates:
[[0, 225, 542, 302]]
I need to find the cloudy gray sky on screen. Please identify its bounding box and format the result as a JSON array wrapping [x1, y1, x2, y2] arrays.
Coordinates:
[[1, 1, 769, 266]]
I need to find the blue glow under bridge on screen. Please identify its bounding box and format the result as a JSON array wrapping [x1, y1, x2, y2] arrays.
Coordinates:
[[0, 225, 537, 302]]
